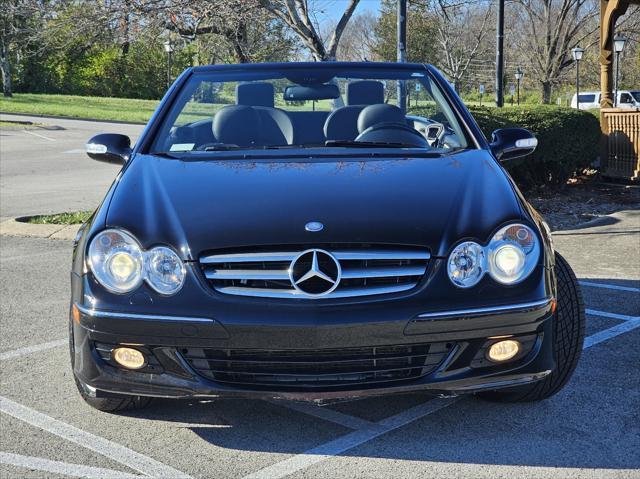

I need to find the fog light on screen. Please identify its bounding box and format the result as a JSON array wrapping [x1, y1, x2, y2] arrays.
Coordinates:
[[112, 347, 146, 369], [487, 340, 521, 362]]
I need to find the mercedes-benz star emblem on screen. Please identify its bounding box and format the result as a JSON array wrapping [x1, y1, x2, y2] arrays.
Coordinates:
[[288, 249, 341, 297]]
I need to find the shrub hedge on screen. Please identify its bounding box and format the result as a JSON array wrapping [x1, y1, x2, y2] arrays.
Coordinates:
[[468, 105, 601, 188], [409, 105, 600, 188]]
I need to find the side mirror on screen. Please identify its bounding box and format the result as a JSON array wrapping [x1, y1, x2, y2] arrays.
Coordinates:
[[489, 128, 538, 161], [86, 133, 132, 164]]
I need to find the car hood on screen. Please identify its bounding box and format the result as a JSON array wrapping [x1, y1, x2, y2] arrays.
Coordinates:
[[105, 150, 523, 260]]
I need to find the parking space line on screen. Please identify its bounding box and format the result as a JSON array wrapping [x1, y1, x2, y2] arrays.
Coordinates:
[[0, 452, 142, 479], [0, 396, 192, 478], [583, 319, 640, 349], [0, 339, 67, 361], [579, 281, 640, 293], [244, 317, 640, 479], [23, 130, 56, 142], [268, 400, 376, 430], [244, 397, 458, 479], [586, 309, 639, 322]]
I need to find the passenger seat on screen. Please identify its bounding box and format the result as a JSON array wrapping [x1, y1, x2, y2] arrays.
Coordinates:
[[213, 82, 294, 146], [323, 81, 385, 142]]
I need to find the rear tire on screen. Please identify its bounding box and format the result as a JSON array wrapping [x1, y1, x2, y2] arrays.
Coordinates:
[[477, 252, 585, 402], [69, 318, 153, 412]]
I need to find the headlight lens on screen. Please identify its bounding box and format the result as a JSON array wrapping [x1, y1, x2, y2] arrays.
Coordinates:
[[145, 246, 186, 295], [88, 230, 185, 295], [88, 229, 144, 293], [487, 224, 540, 285], [448, 241, 485, 288], [447, 224, 540, 288]]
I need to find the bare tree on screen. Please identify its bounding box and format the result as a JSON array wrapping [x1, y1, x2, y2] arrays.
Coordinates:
[[258, 0, 361, 61], [511, 0, 598, 103], [431, 0, 494, 92], [330, 11, 378, 61]]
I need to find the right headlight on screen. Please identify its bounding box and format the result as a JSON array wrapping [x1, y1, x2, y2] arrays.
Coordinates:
[[88, 229, 185, 295], [447, 223, 540, 288]]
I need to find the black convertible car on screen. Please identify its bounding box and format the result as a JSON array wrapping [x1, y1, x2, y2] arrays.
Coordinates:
[[71, 62, 585, 412]]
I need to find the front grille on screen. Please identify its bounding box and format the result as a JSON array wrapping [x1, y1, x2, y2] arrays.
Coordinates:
[[199, 245, 430, 299], [180, 343, 452, 390]]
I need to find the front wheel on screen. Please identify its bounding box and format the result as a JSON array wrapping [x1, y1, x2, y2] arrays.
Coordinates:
[[69, 318, 153, 412], [478, 252, 585, 402]]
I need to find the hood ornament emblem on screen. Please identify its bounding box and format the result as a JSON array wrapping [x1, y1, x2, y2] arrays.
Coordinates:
[[289, 249, 341, 297], [305, 221, 324, 232]]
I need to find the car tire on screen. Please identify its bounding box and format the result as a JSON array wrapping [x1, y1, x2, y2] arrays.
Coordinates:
[[69, 318, 153, 413], [477, 252, 585, 402]]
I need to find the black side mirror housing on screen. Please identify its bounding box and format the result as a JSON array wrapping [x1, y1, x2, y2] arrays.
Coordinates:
[[86, 133, 132, 164], [489, 128, 538, 161]]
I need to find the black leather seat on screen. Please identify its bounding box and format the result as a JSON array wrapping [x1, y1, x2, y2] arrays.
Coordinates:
[[323, 81, 385, 142], [212, 82, 294, 147]]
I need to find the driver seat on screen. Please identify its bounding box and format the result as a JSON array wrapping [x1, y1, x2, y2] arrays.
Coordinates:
[[323, 81, 384, 142]]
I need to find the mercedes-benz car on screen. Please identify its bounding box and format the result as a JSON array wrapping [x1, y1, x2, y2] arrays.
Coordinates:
[[70, 62, 585, 412]]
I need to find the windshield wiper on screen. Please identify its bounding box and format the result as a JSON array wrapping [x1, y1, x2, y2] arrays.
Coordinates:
[[325, 140, 423, 149], [150, 151, 182, 159]]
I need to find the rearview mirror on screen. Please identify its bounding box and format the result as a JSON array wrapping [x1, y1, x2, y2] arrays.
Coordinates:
[[86, 133, 132, 164], [489, 128, 537, 161]]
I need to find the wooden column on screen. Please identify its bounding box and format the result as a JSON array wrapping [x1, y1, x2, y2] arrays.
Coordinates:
[[599, 0, 629, 109]]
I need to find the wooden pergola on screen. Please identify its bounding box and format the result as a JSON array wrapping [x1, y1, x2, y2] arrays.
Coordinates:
[[599, 0, 640, 179]]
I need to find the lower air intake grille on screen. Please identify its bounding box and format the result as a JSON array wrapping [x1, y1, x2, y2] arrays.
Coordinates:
[[180, 343, 452, 390], [199, 245, 430, 299]]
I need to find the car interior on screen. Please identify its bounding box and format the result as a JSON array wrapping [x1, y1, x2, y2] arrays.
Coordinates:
[[164, 80, 459, 152]]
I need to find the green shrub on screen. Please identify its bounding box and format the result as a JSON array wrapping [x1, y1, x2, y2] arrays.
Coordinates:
[[466, 105, 600, 187]]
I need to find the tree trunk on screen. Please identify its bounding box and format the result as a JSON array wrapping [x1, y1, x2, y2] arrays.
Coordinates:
[[0, 47, 12, 98], [541, 81, 552, 104]]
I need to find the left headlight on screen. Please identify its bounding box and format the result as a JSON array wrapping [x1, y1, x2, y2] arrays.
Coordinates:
[[447, 223, 540, 288], [88, 229, 185, 295], [487, 224, 540, 285]]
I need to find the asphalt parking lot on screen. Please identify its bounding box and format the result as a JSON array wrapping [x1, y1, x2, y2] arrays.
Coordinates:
[[1, 114, 639, 479]]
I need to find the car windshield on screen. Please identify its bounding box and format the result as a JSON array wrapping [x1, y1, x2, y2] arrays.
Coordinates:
[[150, 64, 471, 156], [631, 91, 640, 102]]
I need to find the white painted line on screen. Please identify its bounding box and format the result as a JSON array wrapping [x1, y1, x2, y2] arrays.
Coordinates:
[[583, 319, 640, 349], [0, 452, 142, 479], [586, 309, 639, 322], [0, 396, 192, 478], [579, 281, 640, 293], [246, 315, 640, 479], [0, 339, 67, 361], [268, 399, 375, 430], [243, 397, 459, 479], [23, 129, 56, 141], [63, 148, 85, 154]]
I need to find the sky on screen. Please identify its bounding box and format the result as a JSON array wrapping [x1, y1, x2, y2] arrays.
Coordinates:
[[315, 0, 382, 26]]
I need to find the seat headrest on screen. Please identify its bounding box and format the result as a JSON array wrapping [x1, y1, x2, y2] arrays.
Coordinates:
[[213, 105, 261, 146], [346, 81, 384, 105], [357, 104, 405, 133], [236, 82, 275, 107]]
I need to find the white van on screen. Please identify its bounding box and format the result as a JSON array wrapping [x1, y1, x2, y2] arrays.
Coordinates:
[[571, 90, 640, 109]]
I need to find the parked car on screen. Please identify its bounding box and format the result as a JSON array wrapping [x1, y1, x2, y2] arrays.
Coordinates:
[[571, 90, 640, 109], [71, 62, 585, 412]]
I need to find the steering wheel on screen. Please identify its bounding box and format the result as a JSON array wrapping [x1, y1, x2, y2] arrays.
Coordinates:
[[355, 122, 429, 148]]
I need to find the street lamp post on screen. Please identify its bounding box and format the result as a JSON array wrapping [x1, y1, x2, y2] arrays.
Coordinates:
[[514, 67, 523, 106], [571, 47, 584, 109], [613, 33, 626, 107], [163, 40, 174, 89]]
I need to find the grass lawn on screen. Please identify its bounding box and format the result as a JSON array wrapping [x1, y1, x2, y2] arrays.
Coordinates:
[[24, 210, 92, 225], [0, 93, 159, 123]]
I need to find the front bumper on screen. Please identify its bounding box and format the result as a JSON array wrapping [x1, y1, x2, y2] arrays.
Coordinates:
[[71, 297, 556, 401]]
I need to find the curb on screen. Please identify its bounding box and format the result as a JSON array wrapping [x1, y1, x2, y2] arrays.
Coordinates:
[[0, 111, 146, 126], [0, 218, 79, 240]]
